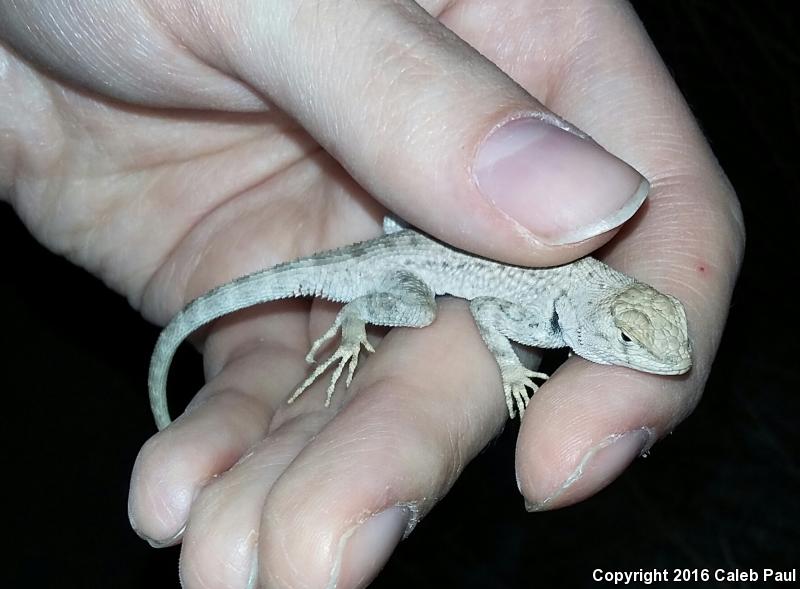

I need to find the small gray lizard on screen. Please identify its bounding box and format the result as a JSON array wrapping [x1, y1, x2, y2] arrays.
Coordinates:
[[149, 217, 691, 429]]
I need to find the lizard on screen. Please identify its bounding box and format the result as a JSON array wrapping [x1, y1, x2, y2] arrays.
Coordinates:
[[149, 217, 691, 430]]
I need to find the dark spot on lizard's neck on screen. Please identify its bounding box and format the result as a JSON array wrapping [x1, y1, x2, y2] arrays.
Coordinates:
[[550, 305, 561, 336]]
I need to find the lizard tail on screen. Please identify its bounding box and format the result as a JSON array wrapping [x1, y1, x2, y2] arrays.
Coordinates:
[[148, 264, 336, 430]]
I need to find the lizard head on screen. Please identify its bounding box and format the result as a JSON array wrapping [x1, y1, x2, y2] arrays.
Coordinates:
[[562, 282, 692, 375]]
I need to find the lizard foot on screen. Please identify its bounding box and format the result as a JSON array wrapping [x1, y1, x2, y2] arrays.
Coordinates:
[[288, 315, 375, 406], [500, 366, 549, 419]]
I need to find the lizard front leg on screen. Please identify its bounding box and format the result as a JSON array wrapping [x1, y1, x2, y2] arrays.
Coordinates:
[[287, 271, 437, 406], [469, 297, 553, 419]]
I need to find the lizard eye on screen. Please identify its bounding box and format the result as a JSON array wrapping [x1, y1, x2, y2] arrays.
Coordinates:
[[620, 331, 632, 343]]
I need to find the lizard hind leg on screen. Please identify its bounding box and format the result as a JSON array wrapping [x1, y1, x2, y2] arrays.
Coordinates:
[[287, 271, 437, 408], [287, 311, 374, 406]]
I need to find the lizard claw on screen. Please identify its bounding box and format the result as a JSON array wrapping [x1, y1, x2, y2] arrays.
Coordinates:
[[500, 366, 549, 419], [288, 315, 373, 406]]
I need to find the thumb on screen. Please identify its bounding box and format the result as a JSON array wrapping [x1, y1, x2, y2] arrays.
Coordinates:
[[186, 0, 648, 265], [0, 0, 646, 265]]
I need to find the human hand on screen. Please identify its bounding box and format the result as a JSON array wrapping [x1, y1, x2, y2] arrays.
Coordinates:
[[0, 1, 743, 587]]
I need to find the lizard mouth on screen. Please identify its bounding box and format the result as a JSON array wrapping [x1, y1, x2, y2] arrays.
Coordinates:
[[646, 358, 692, 376]]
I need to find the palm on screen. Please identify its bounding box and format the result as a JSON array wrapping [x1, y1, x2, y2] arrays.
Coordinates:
[[10, 77, 378, 316], [9, 59, 397, 441]]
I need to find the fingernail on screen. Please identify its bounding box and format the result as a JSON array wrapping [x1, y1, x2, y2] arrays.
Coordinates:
[[245, 554, 259, 589], [134, 523, 185, 548], [526, 428, 654, 511], [327, 506, 410, 589], [474, 117, 649, 245]]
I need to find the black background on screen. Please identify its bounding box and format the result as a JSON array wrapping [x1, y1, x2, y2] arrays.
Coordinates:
[[3, 2, 797, 587]]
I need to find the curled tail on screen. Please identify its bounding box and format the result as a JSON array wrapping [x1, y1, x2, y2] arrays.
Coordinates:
[[148, 263, 336, 429]]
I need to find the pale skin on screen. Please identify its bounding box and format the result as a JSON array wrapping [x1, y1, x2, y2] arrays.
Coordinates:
[[0, 1, 743, 588]]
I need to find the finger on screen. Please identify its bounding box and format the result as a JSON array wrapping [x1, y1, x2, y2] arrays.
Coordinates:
[[0, 0, 647, 260], [492, 2, 744, 508], [128, 302, 311, 543], [517, 361, 683, 510], [177, 412, 327, 589], [517, 197, 741, 508], [0, 1, 267, 110], [251, 300, 507, 589], [146, 0, 649, 266]]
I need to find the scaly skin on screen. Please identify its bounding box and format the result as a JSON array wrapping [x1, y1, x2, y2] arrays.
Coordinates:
[[150, 222, 691, 428]]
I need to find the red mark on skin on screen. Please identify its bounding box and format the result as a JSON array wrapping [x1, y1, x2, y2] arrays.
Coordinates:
[[696, 262, 710, 277]]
